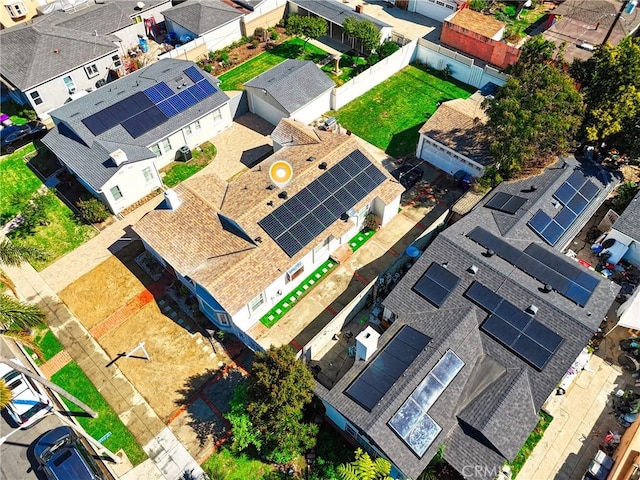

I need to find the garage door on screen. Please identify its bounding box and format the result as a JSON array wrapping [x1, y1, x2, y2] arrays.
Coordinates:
[[416, 0, 456, 22], [419, 140, 483, 176], [249, 95, 287, 126]]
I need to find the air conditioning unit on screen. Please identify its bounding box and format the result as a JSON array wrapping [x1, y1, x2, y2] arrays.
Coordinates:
[[285, 261, 304, 283]]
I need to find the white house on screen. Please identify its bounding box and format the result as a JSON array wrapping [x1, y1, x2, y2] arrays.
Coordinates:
[[411, 0, 461, 22], [245, 59, 335, 126], [134, 118, 405, 352], [42, 59, 232, 214], [416, 90, 491, 177], [603, 191, 640, 268]]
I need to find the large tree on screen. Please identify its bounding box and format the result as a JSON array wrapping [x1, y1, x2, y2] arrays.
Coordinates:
[[245, 345, 317, 463], [571, 37, 640, 155], [342, 17, 381, 53], [482, 36, 583, 181], [286, 14, 328, 53], [337, 448, 393, 480]]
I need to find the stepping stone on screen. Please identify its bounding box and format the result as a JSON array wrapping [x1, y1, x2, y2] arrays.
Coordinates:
[[159, 299, 166, 306], [303, 285, 309, 290], [328, 262, 333, 267], [283, 303, 289, 308], [309, 279, 314, 285], [177, 318, 184, 325], [315, 273, 321, 278], [268, 315, 275, 321], [210, 353, 216, 359], [196, 338, 203, 345], [163, 305, 171, 312], [351, 242, 356, 247], [170, 311, 177, 318], [322, 268, 327, 273], [297, 290, 303, 296], [289, 296, 296, 302], [203, 346, 210, 352], [276, 308, 282, 314]]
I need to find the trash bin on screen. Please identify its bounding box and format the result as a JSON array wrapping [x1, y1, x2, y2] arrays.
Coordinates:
[[176, 146, 192, 162]]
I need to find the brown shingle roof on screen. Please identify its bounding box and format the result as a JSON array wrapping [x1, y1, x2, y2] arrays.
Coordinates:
[[447, 8, 505, 38], [135, 122, 404, 315]]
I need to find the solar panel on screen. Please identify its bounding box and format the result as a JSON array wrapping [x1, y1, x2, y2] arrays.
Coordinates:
[[567, 170, 587, 190], [258, 213, 287, 238], [184, 65, 205, 83], [178, 89, 198, 108], [144, 85, 165, 103], [345, 326, 431, 411], [528, 210, 565, 246], [485, 192, 527, 214], [539, 220, 564, 245], [555, 207, 577, 229], [413, 263, 461, 308], [157, 100, 179, 118], [276, 231, 304, 258], [121, 106, 168, 138], [466, 281, 563, 370], [198, 79, 217, 95], [553, 183, 576, 205], [189, 83, 209, 102], [580, 181, 599, 201], [82, 92, 154, 135], [389, 350, 463, 457], [567, 194, 588, 215]]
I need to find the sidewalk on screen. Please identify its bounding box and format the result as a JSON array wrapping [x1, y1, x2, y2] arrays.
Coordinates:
[[5, 261, 205, 480]]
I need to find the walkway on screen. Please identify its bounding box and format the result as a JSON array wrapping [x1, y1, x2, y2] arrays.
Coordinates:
[[5, 262, 205, 480]]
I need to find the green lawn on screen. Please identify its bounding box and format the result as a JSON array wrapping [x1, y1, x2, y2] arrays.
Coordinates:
[[52, 362, 147, 466], [1, 100, 36, 125], [201, 448, 274, 480], [321, 55, 368, 86], [218, 38, 329, 91], [509, 410, 553, 477], [0, 144, 41, 220], [162, 142, 217, 187], [333, 64, 476, 158], [25, 326, 64, 365]]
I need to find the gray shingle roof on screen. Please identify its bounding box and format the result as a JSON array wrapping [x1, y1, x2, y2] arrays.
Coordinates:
[[245, 60, 335, 114], [613, 190, 640, 241], [162, 0, 243, 35], [289, 0, 392, 29], [318, 156, 620, 479], [42, 59, 230, 190], [0, 20, 119, 90]]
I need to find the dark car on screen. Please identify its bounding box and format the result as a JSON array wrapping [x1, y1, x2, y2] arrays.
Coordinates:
[[34, 426, 106, 480], [391, 164, 424, 189], [0, 121, 47, 154]]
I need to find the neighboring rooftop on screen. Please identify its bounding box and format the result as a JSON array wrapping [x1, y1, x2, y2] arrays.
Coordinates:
[[162, 0, 245, 35], [612, 190, 640, 241], [245, 60, 335, 114], [446, 7, 505, 38], [289, 0, 392, 29]]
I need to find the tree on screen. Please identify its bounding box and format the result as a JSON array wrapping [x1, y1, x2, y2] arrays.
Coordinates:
[[286, 14, 328, 53], [0, 293, 44, 330], [571, 37, 640, 154], [337, 448, 392, 480], [342, 17, 380, 53], [225, 384, 262, 453], [482, 36, 583, 183], [245, 345, 317, 464], [0, 238, 48, 297]]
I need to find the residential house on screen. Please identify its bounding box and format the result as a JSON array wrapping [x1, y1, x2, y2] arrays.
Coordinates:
[[134, 118, 405, 352], [542, 0, 640, 62], [287, 0, 392, 53], [1, 0, 50, 29], [0, 0, 172, 118], [315, 156, 619, 479], [392, 0, 462, 23], [162, 0, 246, 53], [440, 6, 520, 69], [42, 59, 232, 213], [415, 88, 492, 177], [237, 0, 287, 37], [245, 59, 335, 126], [602, 190, 640, 268]]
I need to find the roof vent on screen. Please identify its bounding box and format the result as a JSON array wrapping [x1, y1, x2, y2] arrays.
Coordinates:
[[319, 162, 328, 170], [526, 305, 539, 315], [136, 1, 145, 8], [468, 265, 479, 275], [110, 149, 128, 166], [267, 184, 275, 190], [254, 236, 262, 243], [307, 156, 316, 162], [442, 261, 449, 268], [485, 249, 495, 257], [267, 200, 274, 207], [542, 284, 552, 293], [278, 191, 288, 200], [164, 189, 181, 210]]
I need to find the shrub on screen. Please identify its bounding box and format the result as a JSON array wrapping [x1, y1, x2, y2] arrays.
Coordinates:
[[378, 39, 399, 59], [251, 39, 259, 49], [220, 51, 230, 64], [363, 213, 379, 231], [268, 27, 278, 41], [254, 27, 265, 40], [367, 53, 379, 66], [208, 51, 216, 61], [203, 64, 213, 73], [613, 182, 639, 213], [469, 0, 487, 11], [476, 166, 503, 193], [76, 196, 111, 223]]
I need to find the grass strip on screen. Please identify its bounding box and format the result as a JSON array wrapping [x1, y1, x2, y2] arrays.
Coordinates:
[[348, 229, 375, 253], [509, 410, 553, 477]]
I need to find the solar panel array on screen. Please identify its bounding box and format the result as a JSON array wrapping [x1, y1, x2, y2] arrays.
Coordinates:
[[259, 150, 387, 257], [528, 171, 599, 245], [413, 262, 461, 308], [465, 281, 563, 370], [389, 350, 464, 457], [345, 326, 431, 412], [485, 192, 527, 215], [466, 227, 599, 306], [81, 67, 217, 139]]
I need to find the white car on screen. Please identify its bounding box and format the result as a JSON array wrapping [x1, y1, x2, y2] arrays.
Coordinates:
[[0, 358, 52, 428]]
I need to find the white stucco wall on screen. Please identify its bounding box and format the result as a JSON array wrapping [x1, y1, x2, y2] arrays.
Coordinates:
[[290, 89, 333, 125], [164, 18, 195, 40], [417, 134, 485, 176], [247, 89, 287, 126], [414, 0, 457, 21], [100, 157, 161, 213], [203, 18, 243, 52]]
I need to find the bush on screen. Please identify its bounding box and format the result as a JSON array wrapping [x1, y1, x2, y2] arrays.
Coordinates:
[[254, 27, 265, 40], [367, 53, 379, 66], [76, 196, 111, 223], [268, 27, 278, 41], [208, 51, 216, 61], [203, 64, 213, 73], [378, 40, 399, 59], [220, 51, 230, 64], [476, 166, 503, 193], [251, 39, 259, 49], [613, 182, 639, 213], [363, 213, 379, 231], [469, 0, 487, 11]]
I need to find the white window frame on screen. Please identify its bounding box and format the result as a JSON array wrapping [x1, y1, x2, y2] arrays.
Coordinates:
[[142, 167, 154, 184], [212, 109, 222, 124], [250, 292, 265, 312], [29, 90, 43, 106], [63, 75, 76, 93], [84, 64, 99, 78], [112, 54, 122, 68], [183, 125, 193, 136], [160, 138, 171, 152], [215, 312, 230, 326], [193, 119, 201, 131], [5, 0, 26, 18], [110, 185, 123, 201], [150, 144, 161, 157]]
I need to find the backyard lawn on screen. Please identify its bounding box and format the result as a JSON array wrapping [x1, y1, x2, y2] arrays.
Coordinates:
[[218, 38, 328, 91], [52, 362, 147, 466], [333, 64, 476, 158], [162, 142, 217, 187]]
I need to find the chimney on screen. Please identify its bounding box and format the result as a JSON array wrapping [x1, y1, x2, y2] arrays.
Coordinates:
[[164, 189, 181, 210], [356, 326, 380, 361], [356, 4, 364, 13], [110, 149, 128, 166]]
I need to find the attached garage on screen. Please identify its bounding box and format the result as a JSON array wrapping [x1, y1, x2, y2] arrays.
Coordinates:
[[415, 0, 459, 22], [417, 136, 484, 176], [245, 59, 335, 126]]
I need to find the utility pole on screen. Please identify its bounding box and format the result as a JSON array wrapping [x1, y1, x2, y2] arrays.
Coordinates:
[[602, 0, 631, 46]]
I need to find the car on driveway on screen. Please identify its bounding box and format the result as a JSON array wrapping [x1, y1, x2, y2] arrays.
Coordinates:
[[0, 358, 52, 428], [34, 426, 106, 480], [391, 164, 424, 189], [0, 121, 47, 154]]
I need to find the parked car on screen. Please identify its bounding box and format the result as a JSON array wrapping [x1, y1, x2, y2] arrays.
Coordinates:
[[0, 121, 47, 154], [391, 164, 424, 189], [34, 426, 106, 480], [0, 358, 52, 428]]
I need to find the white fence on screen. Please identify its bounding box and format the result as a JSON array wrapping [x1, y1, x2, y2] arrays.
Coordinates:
[[330, 39, 418, 111], [158, 37, 208, 61]]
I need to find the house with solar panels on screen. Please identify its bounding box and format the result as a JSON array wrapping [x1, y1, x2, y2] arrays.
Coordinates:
[[313, 156, 620, 479], [134, 118, 405, 351], [42, 59, 232, 214]]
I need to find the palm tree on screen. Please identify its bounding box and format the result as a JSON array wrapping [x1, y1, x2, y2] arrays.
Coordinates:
[[0, 238, 48, 297], [0, 293, 45, 330], [337, 448, 393, 480]]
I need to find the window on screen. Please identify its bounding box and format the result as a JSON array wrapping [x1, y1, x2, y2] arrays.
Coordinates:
[[436, 0, 445, 5], [112, 54, 122, 68], [29, 90, 43, 106], [84, 64, 99, 78], [63, 76, 76, 93], [110, 185, 123, 201], [193, 120, 201, 130], [184, 125, 193, 136], [215, 313, 230, 326], [212, 109, 222, 124], [446, 3, 455, 8], [5, 0, 26, 18], [184, 120, 201, 135], [142, 167, 154, 184], [250, 292, 265, 311], [150, 144, 161, 157], [286, 261, 304, 283], [133, 15, 142, 23], [160, 138, 171, 152]]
